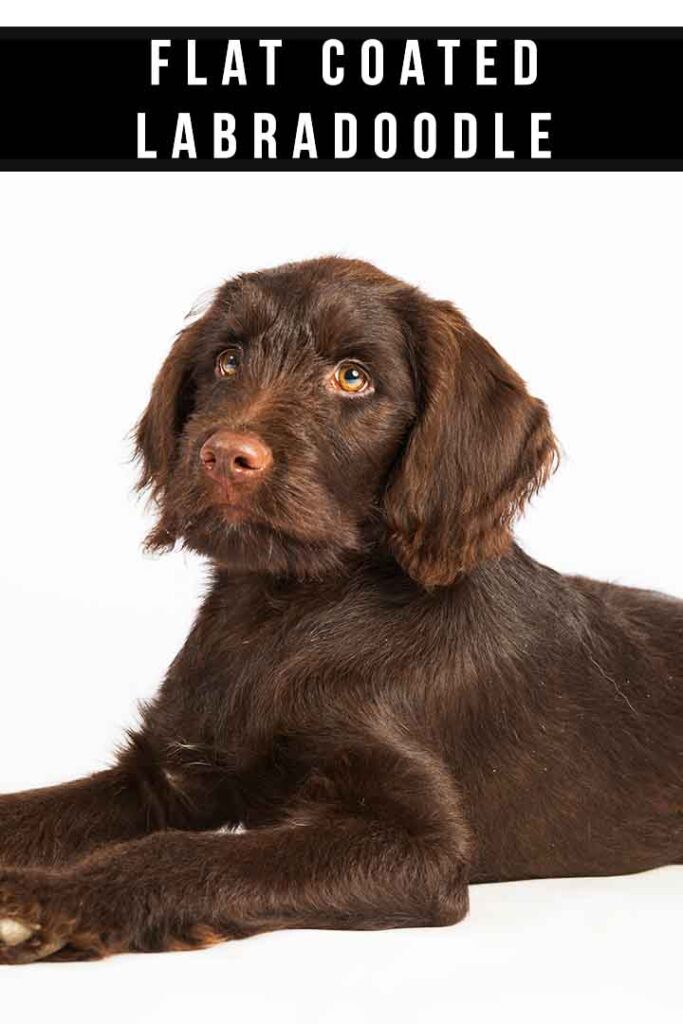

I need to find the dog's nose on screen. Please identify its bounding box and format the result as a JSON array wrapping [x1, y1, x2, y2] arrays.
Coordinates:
[[199, 431, 272, 483]]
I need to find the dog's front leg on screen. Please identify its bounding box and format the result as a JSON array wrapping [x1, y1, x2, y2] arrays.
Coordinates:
[[0, 741, 471, 963], [0, 739, 182, 869]]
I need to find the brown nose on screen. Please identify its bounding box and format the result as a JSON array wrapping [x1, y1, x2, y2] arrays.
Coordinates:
[[199, 430, 272, 484]]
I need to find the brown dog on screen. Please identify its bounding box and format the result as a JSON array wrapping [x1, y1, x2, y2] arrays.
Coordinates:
[[0, 257, 681, 963]]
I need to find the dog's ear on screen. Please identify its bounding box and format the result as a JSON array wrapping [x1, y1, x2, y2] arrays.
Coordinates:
[[134, 318, 204, 512], [384, 300, 558, 586]]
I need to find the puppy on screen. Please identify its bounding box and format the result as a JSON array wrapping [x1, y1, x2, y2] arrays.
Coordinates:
[[0, 257, 681, 963]]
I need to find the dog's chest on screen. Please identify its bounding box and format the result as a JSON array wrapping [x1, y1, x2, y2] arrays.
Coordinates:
[[155, 573, 454, 790]]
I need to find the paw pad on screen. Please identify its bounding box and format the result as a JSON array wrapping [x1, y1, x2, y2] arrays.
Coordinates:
[[0, 918, 37, 947]]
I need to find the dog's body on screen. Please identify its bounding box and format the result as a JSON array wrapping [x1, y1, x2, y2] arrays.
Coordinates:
[[0, 258, 681, 963], [141, 548, 683, 884]]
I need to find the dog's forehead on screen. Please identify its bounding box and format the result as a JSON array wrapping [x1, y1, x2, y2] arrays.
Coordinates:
[[218, 275, 404, 360]]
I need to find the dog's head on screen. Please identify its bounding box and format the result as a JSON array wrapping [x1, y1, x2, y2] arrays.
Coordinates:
[[135, 258, 557, 585]]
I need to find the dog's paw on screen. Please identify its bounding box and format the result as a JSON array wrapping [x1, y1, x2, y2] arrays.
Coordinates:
[[0, 859, 229, 963], [0, 868, 70, 964], [0, 914, 69, 963], [0, 869, 88, 965]]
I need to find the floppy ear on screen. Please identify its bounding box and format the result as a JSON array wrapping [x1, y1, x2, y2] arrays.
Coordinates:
[[134, 319, 204, 529], [384, 300, 558, 587]]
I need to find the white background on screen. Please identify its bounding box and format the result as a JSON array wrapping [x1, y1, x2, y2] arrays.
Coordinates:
[[1, 1, 682, 1021]]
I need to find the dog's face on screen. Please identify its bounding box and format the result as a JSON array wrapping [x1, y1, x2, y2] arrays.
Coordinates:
[[136, 258, 558, 585], [137, 260, 417, 577]]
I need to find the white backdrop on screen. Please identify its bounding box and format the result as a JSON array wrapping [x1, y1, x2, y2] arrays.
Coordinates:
[[1, 1, 682, 1021]]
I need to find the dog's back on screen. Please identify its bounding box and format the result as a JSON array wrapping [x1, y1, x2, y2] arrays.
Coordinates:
[[460, 554, 683, 882]]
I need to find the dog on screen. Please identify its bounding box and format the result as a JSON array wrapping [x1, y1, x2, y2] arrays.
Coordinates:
[[0, 257, 681, 963]]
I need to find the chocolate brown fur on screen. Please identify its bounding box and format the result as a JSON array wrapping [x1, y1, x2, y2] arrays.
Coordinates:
[[1, 257, 681, 963]]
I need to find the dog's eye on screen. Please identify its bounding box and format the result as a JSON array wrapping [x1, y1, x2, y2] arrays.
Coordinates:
[[332, 361, 372, 395], [215, 347, 242, 379]]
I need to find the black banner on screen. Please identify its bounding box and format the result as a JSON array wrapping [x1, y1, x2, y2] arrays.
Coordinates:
[[1, 27, 682, 170]]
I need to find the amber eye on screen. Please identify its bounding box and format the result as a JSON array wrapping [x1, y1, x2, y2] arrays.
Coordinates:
[[215, 346, 242, 378], [333, 361, 372, 395]]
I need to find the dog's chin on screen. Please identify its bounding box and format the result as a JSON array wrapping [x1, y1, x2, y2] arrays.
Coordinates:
[[179, 505, 363, 580]]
